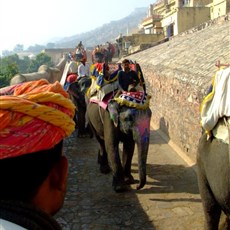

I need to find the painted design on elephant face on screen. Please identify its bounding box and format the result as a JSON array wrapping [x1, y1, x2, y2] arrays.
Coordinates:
[[135, 118, 151, 143]]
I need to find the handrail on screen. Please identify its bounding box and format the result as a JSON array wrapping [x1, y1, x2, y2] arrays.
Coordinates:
[[215, 60, 230, 68]]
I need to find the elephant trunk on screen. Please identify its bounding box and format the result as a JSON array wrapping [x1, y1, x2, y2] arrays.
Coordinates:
[[136, 141, 149, 190], [135, 115, 151, 190]]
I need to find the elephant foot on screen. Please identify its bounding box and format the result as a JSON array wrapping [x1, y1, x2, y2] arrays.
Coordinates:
[[124, 175, 135, 185], [100, 164, 111, 174], [136, 180, 146, 190], [112, 177, 128, 193], [85, 126, 94, 138], [88, 132, 94, 138], [113, 183, 128, 193], [77, 134, 86, 138]]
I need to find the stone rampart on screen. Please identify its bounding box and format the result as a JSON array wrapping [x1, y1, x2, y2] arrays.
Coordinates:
[[126, 15, 230, 162]]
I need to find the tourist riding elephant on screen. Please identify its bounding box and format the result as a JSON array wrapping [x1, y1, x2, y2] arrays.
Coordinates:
[[105, 42, 115, 62], [10, 55, 67, 85], [197, 118, 230, 229], [91, 45, 110, 64], [87, 99, 152, 192]]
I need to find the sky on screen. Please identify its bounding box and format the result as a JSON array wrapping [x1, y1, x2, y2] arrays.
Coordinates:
[[0, 0, 155, 53]]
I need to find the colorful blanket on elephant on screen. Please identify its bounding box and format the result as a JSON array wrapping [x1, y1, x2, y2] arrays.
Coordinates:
[[114, 91, 151, 110], [89, 92, 115, 110], [200, 66, 230, 134], [0, 79, 75, 159]]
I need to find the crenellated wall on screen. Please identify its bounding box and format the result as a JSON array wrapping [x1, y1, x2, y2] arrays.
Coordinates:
[[124, 14, 230, 162]]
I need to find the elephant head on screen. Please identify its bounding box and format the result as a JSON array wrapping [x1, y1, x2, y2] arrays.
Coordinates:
[[87, 99, 152, 192], [108, 100, 152, 190], [67, 77, 93, 138]]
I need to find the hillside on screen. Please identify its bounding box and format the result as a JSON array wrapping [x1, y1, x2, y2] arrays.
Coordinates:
[[54, 7, 147, 49]]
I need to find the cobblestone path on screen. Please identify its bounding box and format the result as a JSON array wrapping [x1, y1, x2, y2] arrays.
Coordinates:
[[55, 129, 205, 230]]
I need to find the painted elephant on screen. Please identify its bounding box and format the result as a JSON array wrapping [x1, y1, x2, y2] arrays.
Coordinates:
[[197, 119, 230, 229], [91, 45, 111, 64], [67, 77, 93, 138], [105, 42, 115, 62], [10, 55, 67, 85], [87, 99, 152, 192]]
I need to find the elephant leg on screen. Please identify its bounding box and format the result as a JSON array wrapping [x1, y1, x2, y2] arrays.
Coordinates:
[[103, 118, 127, 192], [85, 124, 94, 138], [197, 165, 221, 230], [106, 141, 127, 192], [94, 134, 111, 174], [122, 139, 135, 184], [77, 108, 86, 137], [197, 135, 225, 229], [73, 110, 78, 130]]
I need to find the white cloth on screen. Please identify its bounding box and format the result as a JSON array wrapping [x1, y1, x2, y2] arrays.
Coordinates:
[[60, 61, 78, 86], [0, 219, 27, 230], [212, 117, 230, 144], [78, 63, 90, 78], [201, 67, 230, 131], [68, 61, 78, 74]]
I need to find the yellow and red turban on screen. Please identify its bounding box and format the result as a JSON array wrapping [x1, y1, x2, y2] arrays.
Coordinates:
[[0, 79, 76, 159]]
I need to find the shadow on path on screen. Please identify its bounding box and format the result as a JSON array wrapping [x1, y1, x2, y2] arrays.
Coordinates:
[[55, 132, 156, 229]]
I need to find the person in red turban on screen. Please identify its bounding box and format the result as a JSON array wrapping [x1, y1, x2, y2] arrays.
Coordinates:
[[0, 79, 75, 229]]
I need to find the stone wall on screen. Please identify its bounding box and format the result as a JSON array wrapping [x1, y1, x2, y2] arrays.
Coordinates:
[[125, 14, 230, 162], [42, 48, 73, 64]]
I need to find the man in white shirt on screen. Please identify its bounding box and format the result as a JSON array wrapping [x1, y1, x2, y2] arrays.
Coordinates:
[[78, 58, 90, 80]]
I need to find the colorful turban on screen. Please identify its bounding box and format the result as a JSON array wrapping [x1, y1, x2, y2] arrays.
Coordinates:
[[67, 74, 77, 83], [0, 79, 76, 160]]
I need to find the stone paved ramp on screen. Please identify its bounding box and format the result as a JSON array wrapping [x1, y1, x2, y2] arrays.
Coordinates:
[[55, 129, 205, 230]]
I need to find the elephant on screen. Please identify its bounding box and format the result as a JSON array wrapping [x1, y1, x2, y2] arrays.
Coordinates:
[[67, 77, 93, 138], [197, 118, 230, 230], [87, 99, 152, 192], [91, 45, 112, 64], [105, 42, 116, 62], [10, 54, 67, 85]]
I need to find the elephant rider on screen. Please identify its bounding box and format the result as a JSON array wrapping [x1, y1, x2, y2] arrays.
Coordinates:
[[0, 79, 75, 229], [77, 57, 90, 81], [92, 45, 105, 63], [118, 59, 140, 92], [76, 41, 84, 50]]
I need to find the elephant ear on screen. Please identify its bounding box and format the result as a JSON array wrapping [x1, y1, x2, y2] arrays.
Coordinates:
[[107, 100, 119, 127]]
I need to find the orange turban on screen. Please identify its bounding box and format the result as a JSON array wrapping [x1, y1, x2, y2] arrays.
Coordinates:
[[0, 79, 76, 159]]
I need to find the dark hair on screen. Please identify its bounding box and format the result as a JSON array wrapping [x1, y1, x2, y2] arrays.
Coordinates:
[[0, 141, 63, 202], [122, 59, 130, 64]]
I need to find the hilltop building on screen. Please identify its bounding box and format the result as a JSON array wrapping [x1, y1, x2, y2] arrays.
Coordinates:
[[123, 0, 230, 54]]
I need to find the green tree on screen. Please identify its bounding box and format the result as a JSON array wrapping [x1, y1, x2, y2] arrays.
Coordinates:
[[27, 53, 52, 72], [13, 44, 24, 53], [2, 50, 14, 57], [0, 53, 53, 87], [0, 57, 19, 87], [18, 56, 31, 73], [26, 44, 45, 53]]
